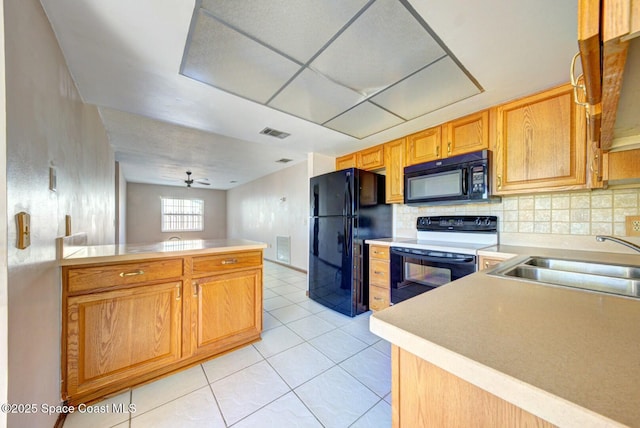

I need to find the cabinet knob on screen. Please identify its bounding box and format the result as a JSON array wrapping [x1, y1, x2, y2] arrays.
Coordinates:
[[447, 142, 452, 156], [497, 174, 502, 190]]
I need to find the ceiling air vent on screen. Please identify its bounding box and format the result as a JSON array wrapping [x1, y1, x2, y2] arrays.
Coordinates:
[[260, 127, 290, 139], [276, 158, 293, 163]]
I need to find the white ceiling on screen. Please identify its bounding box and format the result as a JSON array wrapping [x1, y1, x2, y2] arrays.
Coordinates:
[[39, 0, 579, 189]]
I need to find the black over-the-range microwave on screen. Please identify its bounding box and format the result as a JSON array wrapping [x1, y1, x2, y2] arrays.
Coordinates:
[[404, 149, 501, 205]]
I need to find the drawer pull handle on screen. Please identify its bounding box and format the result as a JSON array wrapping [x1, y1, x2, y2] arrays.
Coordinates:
[[193, 282, 199, 297], [119, 270, 144, 278], [176, 284, 181, 300], [373, 296, 383, 301], [221, 259, 238, 265], [374, 270, 385, 275]]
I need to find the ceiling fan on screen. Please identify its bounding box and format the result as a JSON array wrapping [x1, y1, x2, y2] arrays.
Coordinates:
[[184, 171, 210, 188]]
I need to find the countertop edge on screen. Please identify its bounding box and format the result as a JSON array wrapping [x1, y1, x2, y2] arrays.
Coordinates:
[[59, 242, 268, 266], [370, 312, 625, 428]]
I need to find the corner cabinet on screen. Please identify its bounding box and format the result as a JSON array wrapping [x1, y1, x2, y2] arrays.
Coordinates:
[[493, 84, 587, 194], [62, 249, 263, 405]]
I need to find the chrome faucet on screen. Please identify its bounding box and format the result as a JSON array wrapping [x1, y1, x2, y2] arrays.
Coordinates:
[[595, 235, 640, 254]]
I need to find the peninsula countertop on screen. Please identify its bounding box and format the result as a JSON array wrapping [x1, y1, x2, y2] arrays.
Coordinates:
[[59, 238, 267, 266], [370, 248, 640, 427]]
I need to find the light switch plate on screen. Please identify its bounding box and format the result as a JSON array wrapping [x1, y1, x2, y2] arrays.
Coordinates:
[[625, 216, 640, 237]]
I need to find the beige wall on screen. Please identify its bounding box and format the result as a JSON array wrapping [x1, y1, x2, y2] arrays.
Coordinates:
[[5, 0, 115, 426], [126, 183, 227, 244], [227, 161, 309, 271]]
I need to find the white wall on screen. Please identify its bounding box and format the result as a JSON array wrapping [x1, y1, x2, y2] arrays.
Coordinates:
[[116, 162, 127, 244], [5, 0, 115, 426], [227, 160, 309, 271], [126, 183, 227, 244]]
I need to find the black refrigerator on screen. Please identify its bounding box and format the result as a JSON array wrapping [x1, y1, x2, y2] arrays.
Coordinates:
[[309, 168, 392, 317]]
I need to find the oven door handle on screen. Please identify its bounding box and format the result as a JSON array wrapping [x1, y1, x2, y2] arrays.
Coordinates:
[[392, 251, 475, 264]]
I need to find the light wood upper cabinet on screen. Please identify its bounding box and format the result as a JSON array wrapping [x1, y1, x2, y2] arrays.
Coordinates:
[[335, 153, 356, 170], [356, 144, 384, 170], [494, 84, 587, 194], [406, 126, 442, 166], [444, 110, 489, 157], [384, 138, 406, 203], [406, 111, 489, 166], [65, 281, 183, 401]]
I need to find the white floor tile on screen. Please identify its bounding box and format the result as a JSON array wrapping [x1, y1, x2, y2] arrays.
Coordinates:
[[340, 347, 391, 397], [232, 392, 322, 428], [270, 284, 302, 296], [211, 360, 290, 425], [267, 343, 334, 388], [295, 298, 330, 314], [268, 304, 313, 324], [295, 366, 379, 428], [263, 289, 278, 299], [309, 329, 368, 363], [280, 289, 308, 303], [314, 308, 354, 327], [384, 393, 392, 404], [252, 325, 304, 358], [63, 391, 131, 428], [286, 314, 336, 340], [130, 387, 224, 428], [372, 339, 392, 358], [202, 344, 264, 384], [350, 400, 392, 428], [131, 365, 208, 416], [263, 296, 294, 311], [262, 311, 283, 331], [340, 315, 380, 345]]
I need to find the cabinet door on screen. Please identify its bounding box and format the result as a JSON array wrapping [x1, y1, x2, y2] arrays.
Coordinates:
[[494, 84, 586, 194], [65, 282, 182, 401], [357, 145, 385, 170], [191, 269, 262, 357], [406, 126, 442, 166], [444, 110, 489, 157], [336, 154, 356, 170], [384, 138, 406, 203]]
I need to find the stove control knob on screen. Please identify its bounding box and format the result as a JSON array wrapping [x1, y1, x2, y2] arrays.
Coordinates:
[[475, 217, 482, 225], [484, 217, 491, 226]]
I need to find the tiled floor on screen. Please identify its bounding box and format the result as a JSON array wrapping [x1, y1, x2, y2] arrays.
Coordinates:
[[63, 261, 391, 428]]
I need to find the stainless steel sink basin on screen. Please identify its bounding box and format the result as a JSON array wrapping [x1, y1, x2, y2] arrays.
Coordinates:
[[489, 256, 640, 298]]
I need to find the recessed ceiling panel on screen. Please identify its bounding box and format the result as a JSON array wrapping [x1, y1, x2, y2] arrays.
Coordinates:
[[372, 56, 482, 120], [269, 68, 366, 124], [200, 0, 370, 63], [182, 10, 301, 103], [324, 102, 404, 139], [310, 0, 445, 97]]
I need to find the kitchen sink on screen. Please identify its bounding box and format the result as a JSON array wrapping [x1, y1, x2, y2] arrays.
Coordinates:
[[489, 256, 640, 298]]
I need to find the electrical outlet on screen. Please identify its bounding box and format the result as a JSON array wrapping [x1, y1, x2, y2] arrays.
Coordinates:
[[625, 216, 640, 236]]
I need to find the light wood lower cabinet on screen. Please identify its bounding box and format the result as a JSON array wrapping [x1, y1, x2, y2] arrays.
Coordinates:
[[62, 250, 263, 405], [190, 269, 262, 357], [65, 281, 183, 401], [369, 245, 390, 312], [392, 346, 554, 427]]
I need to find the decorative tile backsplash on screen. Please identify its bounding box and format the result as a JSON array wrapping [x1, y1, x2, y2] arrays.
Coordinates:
[[394, 188, 640, 238]]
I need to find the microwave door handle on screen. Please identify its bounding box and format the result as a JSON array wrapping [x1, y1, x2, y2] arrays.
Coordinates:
[[462, 168, 469, 195]]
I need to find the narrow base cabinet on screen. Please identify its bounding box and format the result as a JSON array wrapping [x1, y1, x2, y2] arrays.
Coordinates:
[[369, 245, 390, 311], [392, 346, 554, 427], [62, 250, 263, 405]]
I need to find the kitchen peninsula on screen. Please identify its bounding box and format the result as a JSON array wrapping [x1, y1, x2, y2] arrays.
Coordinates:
[[371, 248, 640, 428], [59, 238, 266, 406]]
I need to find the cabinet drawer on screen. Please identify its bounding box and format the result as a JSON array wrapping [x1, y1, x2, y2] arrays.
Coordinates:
[[66, 259, 184, 294], [370, 259, 390, 288], [192, 251, 262, 275], [369, 285, 390, 312], [370, 245, 390, 260]]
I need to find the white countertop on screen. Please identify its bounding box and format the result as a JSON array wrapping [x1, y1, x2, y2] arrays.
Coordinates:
[[59, 238, 267, 266], [370, 247, 640, 427]]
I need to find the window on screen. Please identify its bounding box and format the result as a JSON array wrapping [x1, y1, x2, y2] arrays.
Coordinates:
[[161, 197, 204, 232]]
